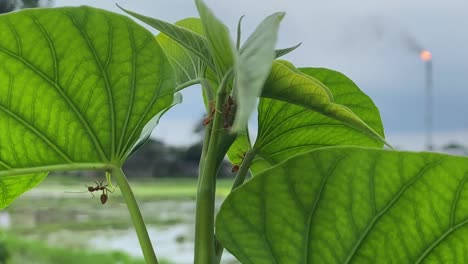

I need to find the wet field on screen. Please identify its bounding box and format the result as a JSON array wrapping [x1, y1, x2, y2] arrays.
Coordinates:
[[0, 176, 238, 264]]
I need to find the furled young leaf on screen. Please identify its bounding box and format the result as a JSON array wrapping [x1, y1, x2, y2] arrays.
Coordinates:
[[232, 12, 284, 132], [275, 42, 302, 58], [155, 18, 206, 91], [195, 0, 236, 78], [0, 6, 175, 208], [217, 147, 468, 264], [118, 5, 214, 70]]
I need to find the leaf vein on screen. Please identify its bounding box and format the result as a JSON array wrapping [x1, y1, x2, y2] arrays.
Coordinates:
[[0, 104, 73, 163], [343, 158, 446, 263], [304, 154, 345, 263], [450, 172, 468, 227], [0, 45, 108, 161]]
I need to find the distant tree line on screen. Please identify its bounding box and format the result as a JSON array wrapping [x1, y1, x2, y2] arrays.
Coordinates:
[[0, 0, 52, 13], [123, 117, 234, 178], [123, 137, 233, 178]]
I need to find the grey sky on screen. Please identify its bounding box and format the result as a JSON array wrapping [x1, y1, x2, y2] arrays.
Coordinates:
[[54, 0, 468, 150]]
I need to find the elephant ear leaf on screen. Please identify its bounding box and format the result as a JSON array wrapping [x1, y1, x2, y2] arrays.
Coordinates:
[[228, 63, 386, 175], [217, 147, 468, 264], [0, 6, 175, 208]]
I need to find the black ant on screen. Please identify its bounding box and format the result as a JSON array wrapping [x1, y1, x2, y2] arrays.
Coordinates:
[[85, 181, 114, 205]]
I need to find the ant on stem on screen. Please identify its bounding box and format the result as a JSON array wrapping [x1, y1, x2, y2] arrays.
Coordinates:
[[223, 95, 235, 129], [203, 101, 216, 126], [231, 152, 246, 173], [202, 95, 236, 129]]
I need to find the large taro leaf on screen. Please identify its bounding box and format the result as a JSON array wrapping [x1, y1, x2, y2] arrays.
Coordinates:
[[228, 63, 386, 175], [0, 6, 174, 208], [217, 147, 468, 263]]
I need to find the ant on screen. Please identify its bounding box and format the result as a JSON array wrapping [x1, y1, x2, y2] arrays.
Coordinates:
[[231, 152, 246, 173], [202, 95, 236, 129], [85, 181, 114, 205], [223, 95, 235, 129], [203, 101, 216, 126]]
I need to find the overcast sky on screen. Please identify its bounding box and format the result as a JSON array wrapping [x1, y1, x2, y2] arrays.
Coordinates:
[[53, 0, 468, 150]]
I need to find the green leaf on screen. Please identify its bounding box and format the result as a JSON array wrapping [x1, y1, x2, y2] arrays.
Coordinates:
[[118, 5, 214, 70], [226, 130, 251, 165], [127, 93, 182, 158], [195, 0, 236, 78], [228, 64, 385, 175], [261, 61, 387, 147], [275, 42, 302, 58], [0, 6, 174, 207], [155, 18, 206, 91], [232, 12, 284, 132], [0, 174, 47, 208], [217, 147, 468, 264]]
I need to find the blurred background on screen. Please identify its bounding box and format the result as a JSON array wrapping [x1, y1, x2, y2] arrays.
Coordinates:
[[0, 0, 467, 263]]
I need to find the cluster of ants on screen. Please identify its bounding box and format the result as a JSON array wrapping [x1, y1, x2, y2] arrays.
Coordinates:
[[203, 95, 235, 129], [203, 95, 246, 173]]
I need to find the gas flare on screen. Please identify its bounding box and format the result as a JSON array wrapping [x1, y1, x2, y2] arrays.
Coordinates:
[[419, 50, 432, 61]]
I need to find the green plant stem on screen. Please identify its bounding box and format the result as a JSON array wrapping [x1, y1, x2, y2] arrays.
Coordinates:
[[231, 148, 257, 190], [194, 71, 232, 264], [214, 147, 257, 263], [112, 167, 158, 264]]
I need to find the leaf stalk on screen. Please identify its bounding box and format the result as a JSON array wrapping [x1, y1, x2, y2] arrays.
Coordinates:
[[111, 167, 158, 264]]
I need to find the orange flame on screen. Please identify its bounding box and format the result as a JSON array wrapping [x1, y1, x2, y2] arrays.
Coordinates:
[[420, 50, 432, 62]]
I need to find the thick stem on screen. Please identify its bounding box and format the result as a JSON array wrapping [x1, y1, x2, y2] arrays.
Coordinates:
[[112, 167, 158, 264], [215, 147, 257, 263], [194, 71, 232, 264]]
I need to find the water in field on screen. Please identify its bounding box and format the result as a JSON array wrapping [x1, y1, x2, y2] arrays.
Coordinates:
[[2, 177, 239, 264]]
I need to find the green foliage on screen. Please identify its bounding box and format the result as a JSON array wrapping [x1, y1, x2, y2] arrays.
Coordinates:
[[0, 6, 174, 208], [194, 0, 236, 79], [232, 12, 284, 132], [118, 6, 214, 73], [228, 63, 386, 175], [217, 147, 468, 263], [1, 1, 466, 264], [261, 61, 387, 146], [155, 18, 206, 91]]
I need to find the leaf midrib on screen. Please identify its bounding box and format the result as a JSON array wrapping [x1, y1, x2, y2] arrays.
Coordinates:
[[304, 154, 345, 263], [0, 162, 114, 177], [65, 10, 115, 160]]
